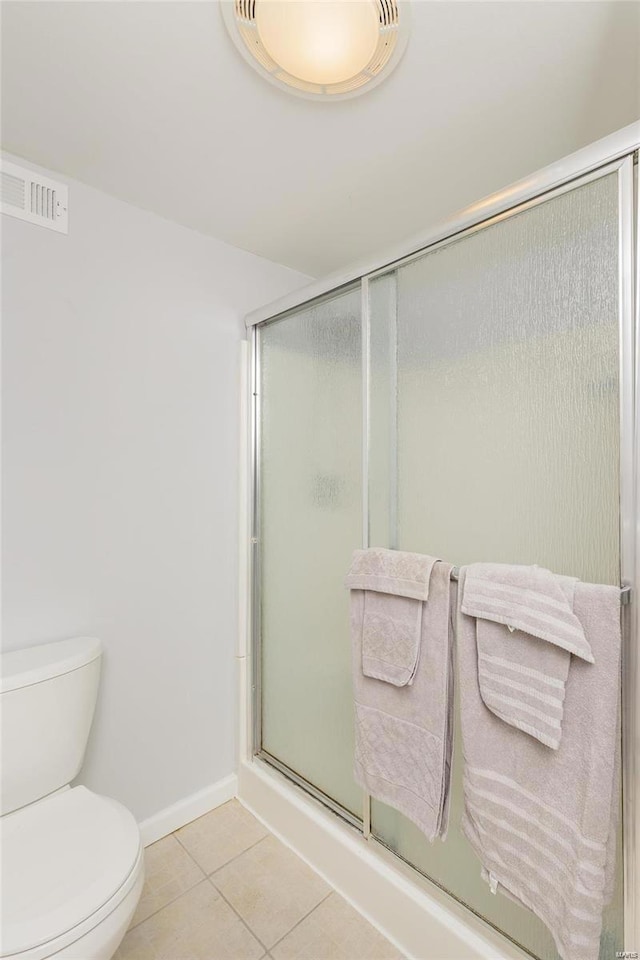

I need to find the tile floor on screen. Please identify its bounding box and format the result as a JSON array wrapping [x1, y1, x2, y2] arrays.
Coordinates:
[[114, 799, 403, 960]]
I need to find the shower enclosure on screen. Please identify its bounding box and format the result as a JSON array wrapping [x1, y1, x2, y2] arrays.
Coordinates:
[[245, 128, 639, 960]]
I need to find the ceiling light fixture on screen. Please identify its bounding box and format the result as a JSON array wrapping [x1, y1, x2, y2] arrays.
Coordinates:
[[220, 0, 409, 100]]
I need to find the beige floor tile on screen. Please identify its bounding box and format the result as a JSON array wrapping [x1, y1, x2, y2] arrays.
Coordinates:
[[271, 893, 403, 960], [129, 834, 204, 927], [212, 836, 330, 948], [176, 800, 269, 874], [114, 880, 265, 960]]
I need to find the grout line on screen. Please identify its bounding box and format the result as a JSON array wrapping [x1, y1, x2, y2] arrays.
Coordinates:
[[207, 875, 270, 954], [143, 818, 337, 957], [172, 830, 210, 868], [130, 817, 265, 934], [172, 830, 203, 866], [208, 833, 270, 875], [267, 889, 334, 953], [173, 825, 269, 877], [126, 876, 208, 931], [126, 832, 207, 931]]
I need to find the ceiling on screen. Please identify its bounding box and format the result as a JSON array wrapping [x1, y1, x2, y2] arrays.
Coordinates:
[[1, 1, 639, 277]]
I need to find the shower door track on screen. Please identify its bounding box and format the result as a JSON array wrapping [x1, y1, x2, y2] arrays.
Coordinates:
[[256, 749, 363, 831], [247, 122, 640, 956]]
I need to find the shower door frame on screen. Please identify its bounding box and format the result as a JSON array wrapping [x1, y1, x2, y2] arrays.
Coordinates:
[[245, 122, 640, 955]]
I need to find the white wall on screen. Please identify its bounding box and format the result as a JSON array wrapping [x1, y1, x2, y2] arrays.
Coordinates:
[[1, 153, 309, 821]]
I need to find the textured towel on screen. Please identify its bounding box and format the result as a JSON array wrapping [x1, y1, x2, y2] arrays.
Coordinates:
[[345, 549, 439, 685], [462, 563, 594, 660], [461, 563, 594, 749], [345, 548, 437, 601], [457, 567, 621, 960], [347, 549, 454, 840]]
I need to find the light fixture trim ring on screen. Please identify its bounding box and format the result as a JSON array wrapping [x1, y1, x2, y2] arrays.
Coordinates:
[[220, 0, 410, 100]]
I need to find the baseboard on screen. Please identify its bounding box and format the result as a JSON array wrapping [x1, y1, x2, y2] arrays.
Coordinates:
[[139, 773, 238, 846], [238, 758, 528, 960]]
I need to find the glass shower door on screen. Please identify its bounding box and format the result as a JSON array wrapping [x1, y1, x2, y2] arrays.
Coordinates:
[[258, 287, 363, 818], [368, 169, 623, 960], [255, 159, 631, 960]]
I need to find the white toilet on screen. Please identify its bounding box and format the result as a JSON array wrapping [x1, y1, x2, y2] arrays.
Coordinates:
[[0, 637, 144, 960]]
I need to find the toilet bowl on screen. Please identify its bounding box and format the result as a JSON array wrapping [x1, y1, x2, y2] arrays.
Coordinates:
[[0, 638, 144, 960]]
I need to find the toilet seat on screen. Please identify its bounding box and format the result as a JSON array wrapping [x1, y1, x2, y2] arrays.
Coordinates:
[[1, 786, 143, 960]]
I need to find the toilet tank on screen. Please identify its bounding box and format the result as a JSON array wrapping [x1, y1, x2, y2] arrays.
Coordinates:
[[0, 637, 102, 815]]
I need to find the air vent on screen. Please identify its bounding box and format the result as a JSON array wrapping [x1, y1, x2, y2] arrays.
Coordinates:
[[378, 0, 399, 27], [0, 160, 68, 234], [235, 0, 255, 21], [221, 0, 409, 101]]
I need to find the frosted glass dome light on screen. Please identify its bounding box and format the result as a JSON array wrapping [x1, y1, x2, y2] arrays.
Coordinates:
[[221, 0, 410, 100], [256, 1, 379, 86]]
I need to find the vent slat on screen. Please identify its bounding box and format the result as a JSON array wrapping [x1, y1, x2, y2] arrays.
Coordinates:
[[0, 171, 26, 209], [381, 0, 399, 26], [236, 0, 254, 22], [1, 160, 68, 233]]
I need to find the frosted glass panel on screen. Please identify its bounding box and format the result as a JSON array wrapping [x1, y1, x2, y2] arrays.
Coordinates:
[[259, 289, 363, 816], [370, 173, 622, 959], [394, 174, 620, 583]]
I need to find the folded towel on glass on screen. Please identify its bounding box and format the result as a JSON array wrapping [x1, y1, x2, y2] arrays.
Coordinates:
[[346, 548, 454, 841], [345, 548, 439, 685], [461, 563, 594, 749], [457, 563, 621, 960]]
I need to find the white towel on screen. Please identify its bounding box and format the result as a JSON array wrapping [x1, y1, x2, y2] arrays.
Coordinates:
[[461, 563, 594, 748], [346, 549, 453, 841], [346, 548, 438, 686], [457, 565, 621, 960]]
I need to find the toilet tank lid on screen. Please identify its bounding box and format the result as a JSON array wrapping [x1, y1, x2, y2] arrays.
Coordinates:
[[0, 637, 102, 694]]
